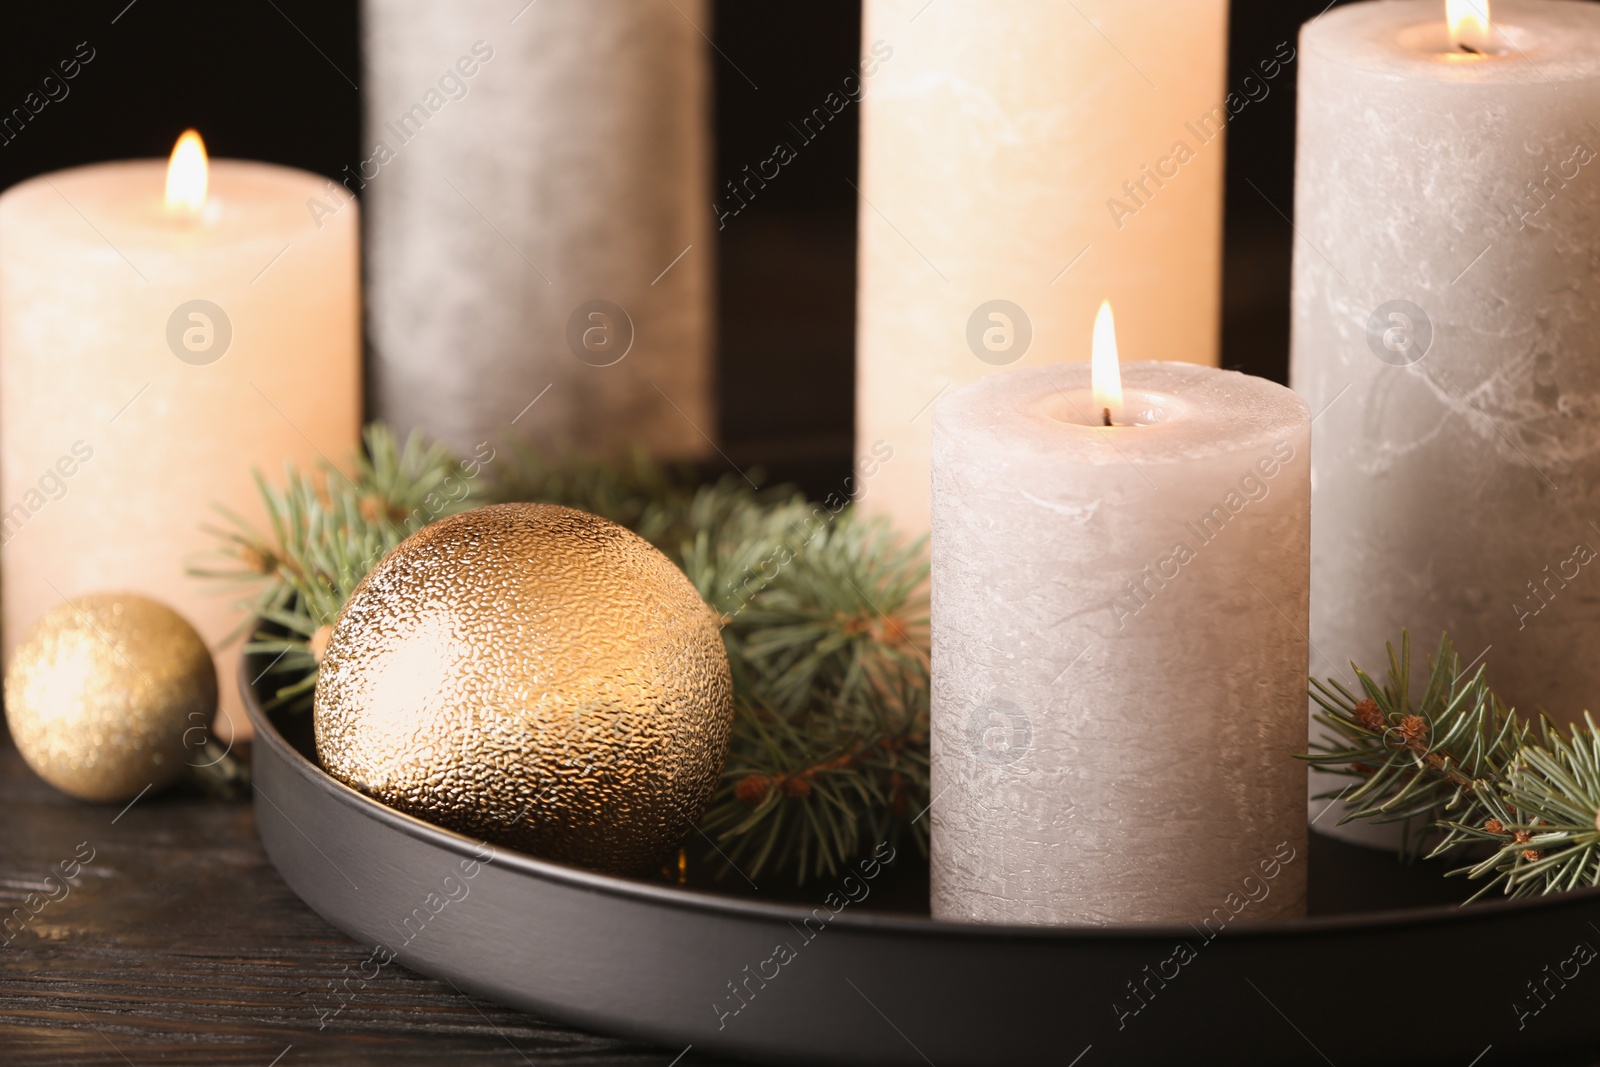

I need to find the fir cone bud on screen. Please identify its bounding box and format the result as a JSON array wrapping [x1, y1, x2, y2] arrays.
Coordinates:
[[1398, 714, 1428, 749], [735, 775, 774, 805], [1484, 818, 1506, 835], [873, 615, 907, 646], [360, 493, 410, 525], [238, 544, 276, 576], [782, 776, 812, 799], [1353, 698, 1386, 732]]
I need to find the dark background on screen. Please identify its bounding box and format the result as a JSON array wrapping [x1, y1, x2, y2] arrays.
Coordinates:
[[0, 0, 1345, 499]]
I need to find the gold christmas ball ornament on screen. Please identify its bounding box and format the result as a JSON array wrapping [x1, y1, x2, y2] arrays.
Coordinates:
[[5, 593, 218, 803], [313, 503, 734, 875]]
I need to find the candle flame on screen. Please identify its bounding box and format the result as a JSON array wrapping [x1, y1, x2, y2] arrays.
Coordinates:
[[165, 129, 208, 217], [1091, 299, 1124, 425], [1447, 0, 1491, 53]]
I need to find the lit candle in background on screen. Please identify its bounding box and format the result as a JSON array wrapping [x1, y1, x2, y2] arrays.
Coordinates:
[[856, 0, 1230, 541], [930, 305, 1309, 924], [165, 130, 208, 217], [0, 131, 361, 741], [1290, 0, 1600, 844]]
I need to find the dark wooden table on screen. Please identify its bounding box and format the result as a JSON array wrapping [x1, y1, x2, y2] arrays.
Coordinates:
[[0, 740, 730, 1066]]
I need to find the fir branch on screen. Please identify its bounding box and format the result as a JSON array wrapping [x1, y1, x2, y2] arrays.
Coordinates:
[[699, 684, 928, 885], [1306, 632, 1600, 900], [487, 440, 698, 543], [202, 424, 931, 886], [677, 492, 930, 883], [191, 424, 482, 711]]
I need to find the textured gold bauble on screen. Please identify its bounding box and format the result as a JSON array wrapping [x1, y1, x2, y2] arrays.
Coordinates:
[[313, 503, 734, 875], [5, 593, 218, 803]]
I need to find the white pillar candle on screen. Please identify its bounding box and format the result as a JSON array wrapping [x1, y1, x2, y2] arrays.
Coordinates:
[[857, 0, 1231, 541], [363, 0, 714, 459], [931, 325, 1310, 924], [0, 135, 360, 741], [1290, 0, 1600, 842]]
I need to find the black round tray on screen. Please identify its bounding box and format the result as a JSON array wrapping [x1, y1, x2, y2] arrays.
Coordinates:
[[242, 664, 1600, 1066]]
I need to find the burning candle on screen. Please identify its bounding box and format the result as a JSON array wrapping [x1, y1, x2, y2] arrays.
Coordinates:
[[1290, 0, 1600, 844], [930, 303, 1310, 924], [0, 132, 361, 741]]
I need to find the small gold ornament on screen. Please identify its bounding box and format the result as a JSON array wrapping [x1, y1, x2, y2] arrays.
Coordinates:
[[314, 503, 734, 875], [5, 593, 217, 802]]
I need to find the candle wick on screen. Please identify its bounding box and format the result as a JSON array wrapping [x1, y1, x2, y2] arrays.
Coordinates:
[[1458, 42, 1481, 54], [1102, 407, 1113, 427]]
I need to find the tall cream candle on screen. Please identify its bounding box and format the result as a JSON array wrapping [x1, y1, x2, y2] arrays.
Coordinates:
[[931, 314, 1310, 924], [857, 0, 1231, 540], [363, 0, 714, 460], [1290, 0, 1600, 844], [0, 135, 360, 741]]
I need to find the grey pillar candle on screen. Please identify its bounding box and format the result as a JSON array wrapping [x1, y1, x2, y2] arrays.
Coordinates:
[[930, 352, 1310, 925], [362, 0, 714, 457], [1290, 1, 1600, 844]]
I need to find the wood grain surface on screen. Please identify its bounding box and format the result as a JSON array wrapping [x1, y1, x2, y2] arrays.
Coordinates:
[[0, 740, 725, 1066]]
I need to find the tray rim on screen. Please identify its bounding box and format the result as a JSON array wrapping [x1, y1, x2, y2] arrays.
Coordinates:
[[243, 665, 1600, 944]]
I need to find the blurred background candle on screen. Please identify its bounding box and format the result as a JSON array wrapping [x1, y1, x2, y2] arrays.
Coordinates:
[[857, 0, 1230, 541], [930, 307, 1309, 924], [0, 132, 360, 741], [1290, 0, 1600, 843], [363, 0, 714, 460]]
